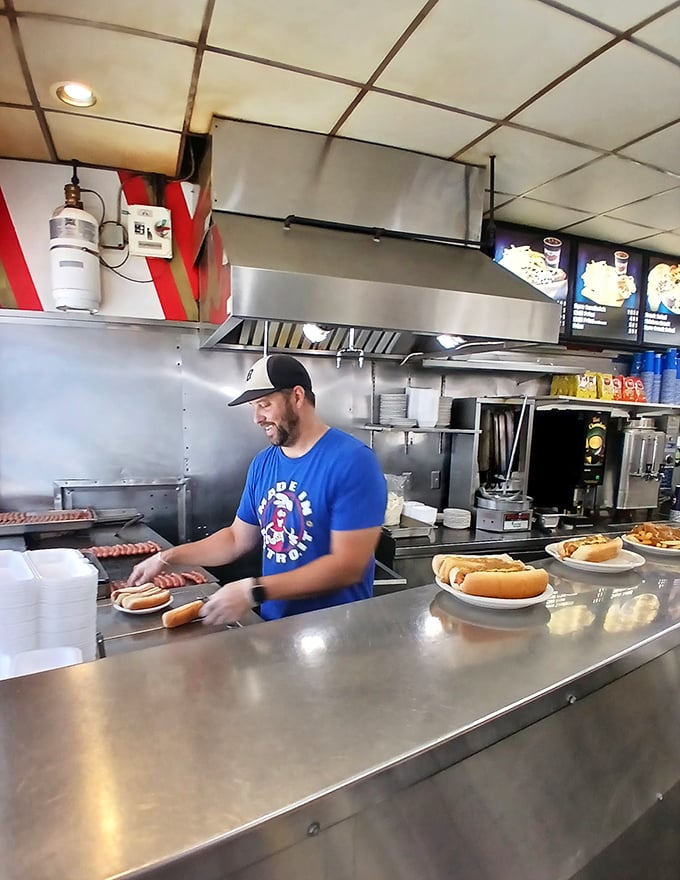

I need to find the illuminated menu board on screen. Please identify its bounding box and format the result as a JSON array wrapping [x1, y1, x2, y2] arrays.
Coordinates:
[[570, 241, 642, 343], [493, 225, 570, 332], [642, 253, 680, 346]]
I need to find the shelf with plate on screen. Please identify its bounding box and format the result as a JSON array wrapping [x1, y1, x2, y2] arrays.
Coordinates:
[[359, 424, 480, 454], [361, 424, 479, 434]]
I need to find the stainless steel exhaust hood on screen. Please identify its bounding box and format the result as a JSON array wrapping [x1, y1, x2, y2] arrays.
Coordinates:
[[199, 120, 561, 354], [202, 213, 561, 350]]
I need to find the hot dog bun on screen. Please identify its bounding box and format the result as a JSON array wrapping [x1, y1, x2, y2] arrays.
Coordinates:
[[458, 568, 549, 599], [162, 600, 204, 629], [559, 535, 622, 563], [111, 582, 156, 601], [433, 554, 517, 584], [121, 589, 171, 610]]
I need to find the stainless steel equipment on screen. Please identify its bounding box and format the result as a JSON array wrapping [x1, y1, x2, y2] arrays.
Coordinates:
[[201, 120, 561, 353], [656, 413, 680, 502], [448, 396, 537, 514], [474, 395, 533, 531], [616, 417, 666, 509], [534, 509, 561, 529], [475, 489, 533, 532]]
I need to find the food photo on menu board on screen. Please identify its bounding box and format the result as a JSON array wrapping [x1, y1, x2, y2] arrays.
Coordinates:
[[571, 241, 642, 342], [643, 254, 680, 346], [493, 225, 570, 330]]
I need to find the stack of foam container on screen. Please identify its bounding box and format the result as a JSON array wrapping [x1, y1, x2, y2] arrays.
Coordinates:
[[25, 548, 98, 662], [0, 550, 40, 656]]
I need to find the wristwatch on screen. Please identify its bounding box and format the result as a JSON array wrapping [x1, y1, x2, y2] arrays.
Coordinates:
[[250, 583, 268, 605]]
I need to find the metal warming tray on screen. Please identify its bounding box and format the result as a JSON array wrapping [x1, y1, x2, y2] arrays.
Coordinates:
[[0, 509, 97, 536], [383, 515, 435, 540]]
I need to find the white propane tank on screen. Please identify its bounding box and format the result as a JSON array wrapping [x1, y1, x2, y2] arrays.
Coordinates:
[[49, 195, 101, 313]]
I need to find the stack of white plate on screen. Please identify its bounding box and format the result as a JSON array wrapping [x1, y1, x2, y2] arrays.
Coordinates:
[[435, 396, 453, 427], [26, 548, 98, 662], [442, 508, 472, 529], [379, 392, 407, 425], [0, 551, 39, 655]]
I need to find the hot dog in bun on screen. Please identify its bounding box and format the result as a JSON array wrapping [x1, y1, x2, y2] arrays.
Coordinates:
[[557, 535, 622, 563], [432, 554, 548, 600]]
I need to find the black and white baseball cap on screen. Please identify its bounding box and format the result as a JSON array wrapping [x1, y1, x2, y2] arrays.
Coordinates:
[[228, 354, 313, 406]]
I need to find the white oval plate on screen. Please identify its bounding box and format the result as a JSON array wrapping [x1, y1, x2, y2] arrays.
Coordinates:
[[545, 542, 646, 572], [114, 596, 173, 615], [621, 535, 680, 557], [435, 576, 554, 609]]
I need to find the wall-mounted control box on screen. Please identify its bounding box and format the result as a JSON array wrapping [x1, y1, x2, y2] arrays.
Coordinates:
[[127, 205, 172, 259]]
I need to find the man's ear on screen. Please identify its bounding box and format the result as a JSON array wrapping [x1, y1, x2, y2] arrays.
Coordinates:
[[292, 385, 307, 407]]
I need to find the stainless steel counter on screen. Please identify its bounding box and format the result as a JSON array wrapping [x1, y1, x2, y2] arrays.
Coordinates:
[[392, 518, 637, 558], [2, 550, 680, 879]]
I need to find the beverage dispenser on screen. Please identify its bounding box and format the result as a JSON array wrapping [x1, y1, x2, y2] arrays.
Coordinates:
[[616, 417, 666, 509]]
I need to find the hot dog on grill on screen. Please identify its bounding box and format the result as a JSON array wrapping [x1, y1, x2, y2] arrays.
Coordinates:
[[432, 554, 548, 599], [162, 600, 204, 629], [557, 535, 622, 563]]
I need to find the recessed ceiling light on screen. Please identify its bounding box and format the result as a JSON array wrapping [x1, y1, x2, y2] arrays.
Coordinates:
[[54, 81, 97, 108]]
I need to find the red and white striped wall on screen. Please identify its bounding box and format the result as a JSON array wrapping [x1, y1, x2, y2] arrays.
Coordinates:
[[0, 158, 198, 320]]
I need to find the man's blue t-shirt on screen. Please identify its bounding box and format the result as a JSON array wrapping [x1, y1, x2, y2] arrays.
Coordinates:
[[236, 428, 387, 620]]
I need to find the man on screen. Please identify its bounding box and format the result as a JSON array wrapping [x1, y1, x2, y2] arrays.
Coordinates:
[[128, 354, 387, 624]]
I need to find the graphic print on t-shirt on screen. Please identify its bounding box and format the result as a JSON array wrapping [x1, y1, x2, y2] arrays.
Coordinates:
[[258, 480, 314, 564]]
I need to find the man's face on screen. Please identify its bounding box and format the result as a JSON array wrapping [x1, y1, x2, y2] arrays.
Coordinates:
[[250, 390, 300, 447]]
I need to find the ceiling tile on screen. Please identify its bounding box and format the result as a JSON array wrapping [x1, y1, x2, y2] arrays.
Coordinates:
[[515, 43, 680, 150], [375, 0, 609, 118], [47, 112, 179, 174], [492, 197, 592, 230], [554, 0, 673, 30], [635, 8, 680, 61], [0, 18, 30, 104], [19, 18, 194, 130], [208, 0, 423, 81], [456, 126, 602, 195], [337, 93, 489, 158], [192, 51, 359, 134], [626, 231, 680, 256], [528, 155, 676, 213], [608, 188, 680, 230], [619, 121, 680, 176], [560, 215, 662, 243], [15, 0, 207, 41], [0, 107, 50, 160]]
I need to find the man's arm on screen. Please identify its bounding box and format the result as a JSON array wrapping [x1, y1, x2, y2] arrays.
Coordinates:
[[127, 517, 261, 585], [201, 525, 381, 623]]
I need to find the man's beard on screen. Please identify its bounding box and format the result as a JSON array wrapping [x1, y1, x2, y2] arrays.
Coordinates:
[[265, 398, 300, 447]]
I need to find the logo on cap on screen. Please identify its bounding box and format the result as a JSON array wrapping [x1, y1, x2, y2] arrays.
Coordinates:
[[246, 368, 254, 381]]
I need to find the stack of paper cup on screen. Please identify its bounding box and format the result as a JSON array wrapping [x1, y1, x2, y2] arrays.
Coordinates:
[[0, 550, 40, 656], [442, 508, 472, 529], [25, 548, 98, 662]]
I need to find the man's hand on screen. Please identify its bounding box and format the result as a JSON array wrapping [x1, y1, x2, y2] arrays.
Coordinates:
[[127, 552, 166, 586], [201, 578, 256, 625]]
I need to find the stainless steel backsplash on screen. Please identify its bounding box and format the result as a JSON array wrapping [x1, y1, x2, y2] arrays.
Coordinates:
[[0, 316, 581, 542]]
